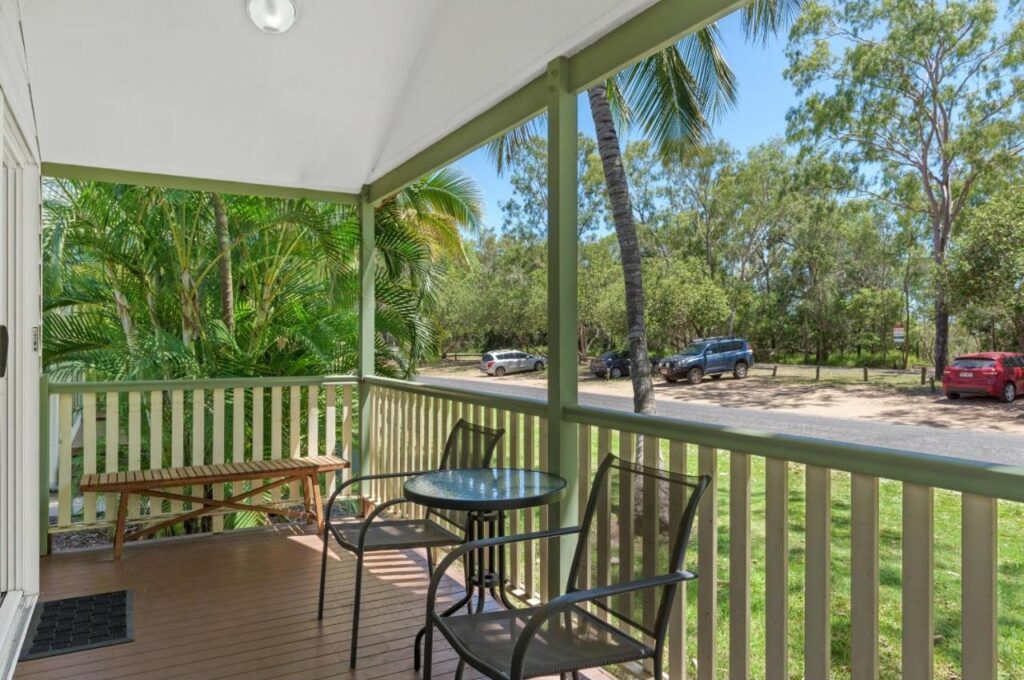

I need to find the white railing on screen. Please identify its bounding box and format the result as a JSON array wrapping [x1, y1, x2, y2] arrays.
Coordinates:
[[366, 376, 1022, 680], [43, 375, 356, 537]]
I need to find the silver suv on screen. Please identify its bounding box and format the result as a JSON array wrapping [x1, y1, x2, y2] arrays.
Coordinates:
[[480, 350, 547, 376]]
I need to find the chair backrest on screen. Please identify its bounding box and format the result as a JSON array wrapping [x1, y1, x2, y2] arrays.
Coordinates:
[[568, 453, 710, 646], [437, 418, 504, 471]]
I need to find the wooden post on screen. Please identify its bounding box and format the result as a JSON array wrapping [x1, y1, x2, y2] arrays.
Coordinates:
[[863, 367, 868, 382], [358, 190, 375, 483], [545, 55, 579, 592], [815, 365, 821, 381], [920, 366, 927, 385], [772, 365, 778, 378]]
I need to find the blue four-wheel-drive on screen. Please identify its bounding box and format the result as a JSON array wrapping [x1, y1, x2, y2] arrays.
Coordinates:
[[660, 337, 754, 384]]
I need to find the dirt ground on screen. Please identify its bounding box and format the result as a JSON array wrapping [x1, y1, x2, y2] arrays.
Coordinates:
[[421, 363, 1024, 436]]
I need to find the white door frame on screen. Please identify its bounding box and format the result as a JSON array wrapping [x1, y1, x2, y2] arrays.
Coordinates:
[[0, 89, 42, 680]]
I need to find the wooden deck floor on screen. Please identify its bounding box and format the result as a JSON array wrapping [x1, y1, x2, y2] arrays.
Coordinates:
[[16, 528, 612, 680]]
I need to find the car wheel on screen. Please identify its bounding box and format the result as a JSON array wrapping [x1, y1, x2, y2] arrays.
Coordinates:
[[947, 392, 960, 400], [733, 362, 749, 379], [610, 367, 623, 379], [535, 361, 544, 372], [495, 366, 506, 377], [1002, 382, 1016, 403], [686, 367, 703, 385]]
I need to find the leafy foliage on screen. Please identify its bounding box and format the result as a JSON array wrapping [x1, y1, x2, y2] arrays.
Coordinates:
[[44, 171, 481, 381]]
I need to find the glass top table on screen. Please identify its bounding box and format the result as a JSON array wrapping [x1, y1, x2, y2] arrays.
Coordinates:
[[403, 468, 567, 512]]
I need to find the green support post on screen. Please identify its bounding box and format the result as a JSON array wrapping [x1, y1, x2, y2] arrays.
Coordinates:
[[545, 56, 579, 594], [39, 374, 50, 556], [358, 190, 376, 489]]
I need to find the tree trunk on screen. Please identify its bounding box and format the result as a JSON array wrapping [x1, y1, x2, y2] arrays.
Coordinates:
[[588, 84, 655, 418], [210, 193, 235, 333], [934, 288, 949, 373], [104, 261, 135, 349]]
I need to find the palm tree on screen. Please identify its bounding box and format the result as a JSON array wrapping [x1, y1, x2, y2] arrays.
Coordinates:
[[42, 169, 481, 382], [489, 1, 801, 415]]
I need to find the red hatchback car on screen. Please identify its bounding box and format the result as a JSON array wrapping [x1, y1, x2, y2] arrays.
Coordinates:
[[942, 352, 1024, 403]]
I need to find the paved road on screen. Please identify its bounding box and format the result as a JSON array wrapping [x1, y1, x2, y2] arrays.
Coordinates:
[[420, 376, 1024, 466]]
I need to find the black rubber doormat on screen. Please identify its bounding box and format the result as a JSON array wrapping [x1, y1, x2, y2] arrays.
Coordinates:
[[19, 590, 133, 661]]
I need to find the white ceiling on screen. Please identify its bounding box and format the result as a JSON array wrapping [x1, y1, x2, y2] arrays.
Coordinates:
[[22, 0, 661, 196]]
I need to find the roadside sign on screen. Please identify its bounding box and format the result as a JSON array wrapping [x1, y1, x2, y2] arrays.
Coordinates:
[[893, 323, 905, 345]]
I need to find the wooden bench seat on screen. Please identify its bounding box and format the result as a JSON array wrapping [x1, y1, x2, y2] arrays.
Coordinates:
[[80, 455, 349, 559]]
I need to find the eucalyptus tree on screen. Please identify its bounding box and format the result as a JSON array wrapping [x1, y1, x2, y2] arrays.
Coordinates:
[[786, 0, 1024, 373], [489, 0, 802, 415]]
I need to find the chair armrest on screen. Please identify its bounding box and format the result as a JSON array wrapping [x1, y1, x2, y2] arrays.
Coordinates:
[[425, 527, 581, 615], [323, 469, 433, 516], [509, 571, 696, 679]]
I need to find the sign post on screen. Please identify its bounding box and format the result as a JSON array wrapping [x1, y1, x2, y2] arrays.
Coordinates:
[[893, 323, 906, 346]]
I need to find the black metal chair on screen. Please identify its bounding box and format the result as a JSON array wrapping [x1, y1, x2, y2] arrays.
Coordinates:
[[317, 418, 505, 668], [422, 453, 710, 680]]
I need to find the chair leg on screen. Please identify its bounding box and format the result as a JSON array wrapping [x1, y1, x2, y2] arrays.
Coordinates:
[[317, 524, 330, 619], [422, 620, 434, 680], [454, 658, 466, 680], [349, 551, 364, 669]]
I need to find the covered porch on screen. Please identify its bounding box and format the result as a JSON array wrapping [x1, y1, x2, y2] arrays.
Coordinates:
[[1, 0, 1021, 679]]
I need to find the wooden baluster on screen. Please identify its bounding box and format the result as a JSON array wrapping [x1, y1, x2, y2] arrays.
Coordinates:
[[902, 483, 933, 680], [805, 465, 832, 680], [232, 387, 245, 516], [252, 386, 264, 500], [325, 385, 336, 495], [595, 428, 611, 620], [307, 385, 319, 458], [668, 440, 688, 680], [508, 410, 521, 591], [577, 424, 591, 590], [618, 430, 635, 632], [642, 435, 659, 636], [697, 445, 717, 680], [306, 385, 319, 509], [523, 414, 535, 601], [851, 473, 880, 680], [765, 458, 789, 680], [212, 388, 225, 533], [539, 416, 549, 601], [730, 452, 752, 680], [341, 384, 352, 489], [170, 390, 184, 516], [149, 390, 163, 519], [270, 387, 282, 503], [57, 394, 73, 528], [105, 392, 120, 521], [289, 386, 301, 500], [962, 493, 997, 680], [191, 389, 204, 512], [128, 391, 141, 519], [82, 393, 97, 524]]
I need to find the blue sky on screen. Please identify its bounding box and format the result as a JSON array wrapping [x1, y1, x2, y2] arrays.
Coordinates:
[[454, 12, 795, 229]]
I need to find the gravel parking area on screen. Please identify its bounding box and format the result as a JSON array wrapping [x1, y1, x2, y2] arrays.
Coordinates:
[[421, 363, 1024, 436]]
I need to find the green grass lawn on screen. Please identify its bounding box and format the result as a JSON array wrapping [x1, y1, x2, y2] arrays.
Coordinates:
[[563, 434, 1024, 679]]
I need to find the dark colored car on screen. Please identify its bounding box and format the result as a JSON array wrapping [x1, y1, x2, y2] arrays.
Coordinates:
[[942, 352, 1024, 403], [660, 337, 754, 385], [589, 350, 661, 379]]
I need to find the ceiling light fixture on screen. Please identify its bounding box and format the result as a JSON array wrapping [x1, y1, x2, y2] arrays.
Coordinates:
[[247, 0, 297, 34]]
